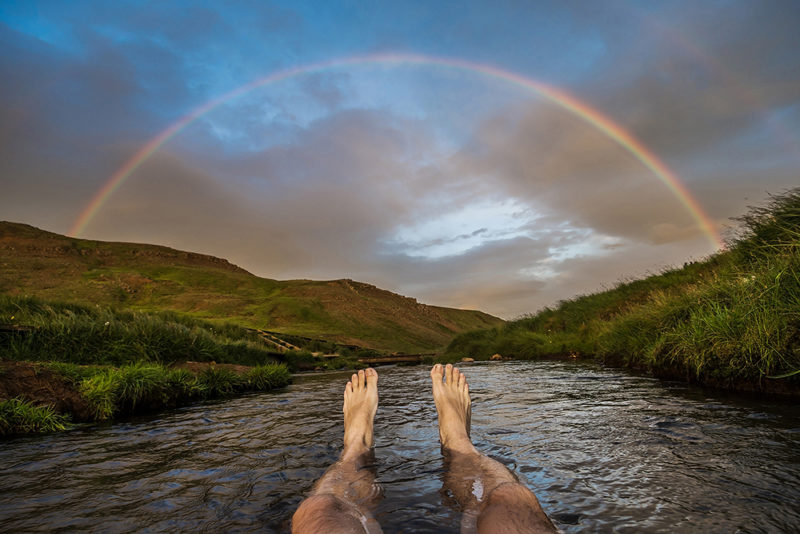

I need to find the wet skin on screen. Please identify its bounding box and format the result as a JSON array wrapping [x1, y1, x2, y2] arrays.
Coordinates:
[[292, 365, 556, 533], [431, 363, 556, 534], [292, 369, 383, 534]]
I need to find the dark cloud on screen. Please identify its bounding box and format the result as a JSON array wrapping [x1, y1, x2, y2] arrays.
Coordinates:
[[582, 2, 800, 162], [451, 103, 707, 246], [1, 1, 798, 320]]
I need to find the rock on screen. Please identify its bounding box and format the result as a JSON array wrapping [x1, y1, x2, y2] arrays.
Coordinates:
[[461, 357, 475, 362], [490, 353, 502, 361]]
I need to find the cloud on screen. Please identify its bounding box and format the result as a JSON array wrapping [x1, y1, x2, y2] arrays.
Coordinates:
[[450, 102, 707, 245], [2, 0, 798, 323]]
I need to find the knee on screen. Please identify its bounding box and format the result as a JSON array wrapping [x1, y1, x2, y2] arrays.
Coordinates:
[[292, 494, 367, 534]]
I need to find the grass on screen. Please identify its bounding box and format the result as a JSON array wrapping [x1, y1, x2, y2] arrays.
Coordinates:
[[245, 363, 292, 389], [0, 398, 70, 435], [78, 362, 291, 421], [0, 297, 280, 367], [442, 189, 800, 391], [281, 349, 366, 371], [0, 360, 291, 435], [0, 221, 503, 353]]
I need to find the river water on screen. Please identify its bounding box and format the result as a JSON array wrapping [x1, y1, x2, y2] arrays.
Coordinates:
[[1, 360, 799, 533]]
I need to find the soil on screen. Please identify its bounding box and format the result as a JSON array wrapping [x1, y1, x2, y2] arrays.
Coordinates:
[[0, 361, 94, 422], [174, 361, 253, 374]]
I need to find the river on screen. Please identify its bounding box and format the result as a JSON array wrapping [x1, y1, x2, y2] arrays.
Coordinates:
[[1, 360, 798, 532]]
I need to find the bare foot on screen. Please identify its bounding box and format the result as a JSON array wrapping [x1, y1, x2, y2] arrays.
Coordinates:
[[431, 363, 474, 454], [342, 368, 379, 458]]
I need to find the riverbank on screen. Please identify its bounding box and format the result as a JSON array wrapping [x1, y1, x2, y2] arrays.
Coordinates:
[[0, 360, 290, 436], [443, 189, 800, 396]]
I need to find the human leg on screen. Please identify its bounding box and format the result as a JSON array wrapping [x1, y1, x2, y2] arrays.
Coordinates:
[[292, 368, 383, 534], [431, 363, 556, 534]]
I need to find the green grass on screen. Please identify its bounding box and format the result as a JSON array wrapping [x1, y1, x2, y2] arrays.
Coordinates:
[[0, 398, 70, 435], [0, 221, 503, 353], [442, 189, 800, 391], [76, 362, 291, 421], [245, 363, 292, 389], [0, 297, 279, 367]]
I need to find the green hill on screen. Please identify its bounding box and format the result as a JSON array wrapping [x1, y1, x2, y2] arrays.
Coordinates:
[[0, 222, 502, 353], [443, 189, 800, 394]]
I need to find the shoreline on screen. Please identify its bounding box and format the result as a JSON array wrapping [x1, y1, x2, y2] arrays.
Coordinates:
[[4, 353, 797, 438], [447, 353, 800, 398], [0, 360, 291, 437]]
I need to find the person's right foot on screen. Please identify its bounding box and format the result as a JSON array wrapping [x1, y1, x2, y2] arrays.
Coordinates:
[[431, 363, 474, 454]]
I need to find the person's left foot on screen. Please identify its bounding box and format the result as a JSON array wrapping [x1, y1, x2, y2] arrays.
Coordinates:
[[342, 368, 379, 457]]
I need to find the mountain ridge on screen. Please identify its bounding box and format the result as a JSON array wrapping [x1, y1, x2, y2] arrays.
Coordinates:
[[0, 221, 503, 352]]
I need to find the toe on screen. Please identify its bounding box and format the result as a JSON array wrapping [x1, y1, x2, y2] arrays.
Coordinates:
[[431, 363, 443, 381], [351, 373, 359, 390], [365, 367, 378, 387], [458, 372, 466, 389], [358, 369, 366, 390], [445, 363, 454, 384]]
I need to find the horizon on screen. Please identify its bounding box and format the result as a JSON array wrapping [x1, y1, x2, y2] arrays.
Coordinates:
[[2, 1, 798, 319]]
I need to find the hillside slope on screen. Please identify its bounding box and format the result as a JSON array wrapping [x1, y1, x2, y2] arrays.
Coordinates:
[[443, 190, 800, 394], [0, 222, 502, 352]]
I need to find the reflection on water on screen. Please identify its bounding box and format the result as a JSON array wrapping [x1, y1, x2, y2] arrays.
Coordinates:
[[1, 360, 799, 533]]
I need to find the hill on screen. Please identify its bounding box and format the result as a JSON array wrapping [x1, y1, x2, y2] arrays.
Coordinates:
[[443, 189, 800, 395], [0, 222, 502, 352]]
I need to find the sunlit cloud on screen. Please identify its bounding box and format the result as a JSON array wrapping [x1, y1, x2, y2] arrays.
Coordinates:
[[1, 1, 798, 318]]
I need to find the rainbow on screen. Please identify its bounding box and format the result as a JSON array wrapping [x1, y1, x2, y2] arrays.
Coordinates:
[[69, 53, 724, 250]]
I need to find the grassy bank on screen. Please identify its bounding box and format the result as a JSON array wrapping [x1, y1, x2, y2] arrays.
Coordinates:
[[0, 295, 384, 374], [0, 361, 291, 436], [0, 398, 70, 435], [443, 190, 800, 394], [0, 297, 280, 366]]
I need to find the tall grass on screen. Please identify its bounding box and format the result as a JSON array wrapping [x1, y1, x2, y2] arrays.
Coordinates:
[[0, 398, 70, 435], [442, 189, 800, 390], [78, 362, 291, 421], [0, 297, 279, 366], [245, 364, 291, 389]]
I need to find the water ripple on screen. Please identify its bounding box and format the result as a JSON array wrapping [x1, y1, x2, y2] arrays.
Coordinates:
[[0, 361, 798, 533]]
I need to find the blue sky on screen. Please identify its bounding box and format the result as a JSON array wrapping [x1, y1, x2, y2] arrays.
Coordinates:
[[1, 1, 798, 317]]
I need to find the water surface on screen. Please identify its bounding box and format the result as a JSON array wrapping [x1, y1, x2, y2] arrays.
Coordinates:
[[1, 360, 798, 532]]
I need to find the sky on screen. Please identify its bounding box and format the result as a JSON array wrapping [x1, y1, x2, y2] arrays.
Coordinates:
[[1, 1, 798, 319]]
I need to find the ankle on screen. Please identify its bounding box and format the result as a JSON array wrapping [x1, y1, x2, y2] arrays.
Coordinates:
[[341, 443, 371, 462], [442, 435, 475, 455], [342, 434, 372, 456]]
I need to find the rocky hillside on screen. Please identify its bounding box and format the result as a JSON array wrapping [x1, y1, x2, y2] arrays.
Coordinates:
[[0, 222, 503, 352]]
